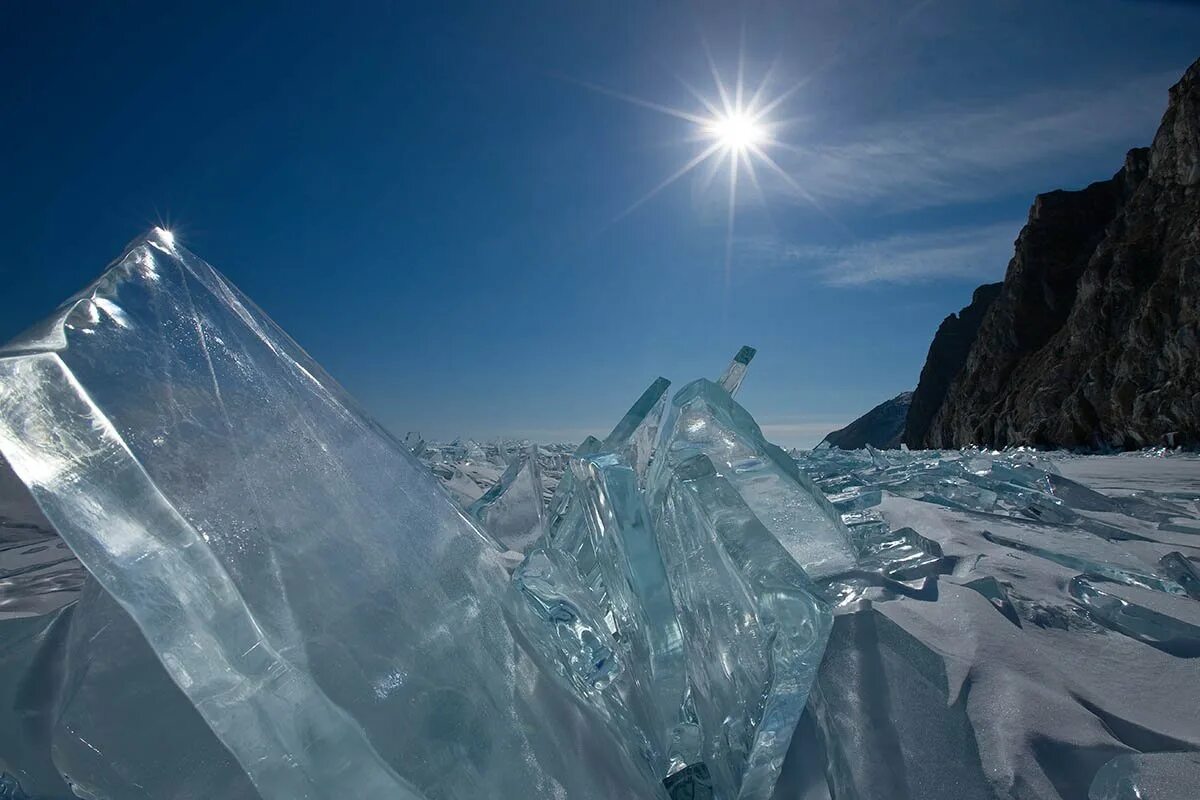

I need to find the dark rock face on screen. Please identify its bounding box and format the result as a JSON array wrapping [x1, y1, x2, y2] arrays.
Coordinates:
[[904, 284, 1002, 448], [822, 392, 913, 449], [921, 57, 1200, 449]]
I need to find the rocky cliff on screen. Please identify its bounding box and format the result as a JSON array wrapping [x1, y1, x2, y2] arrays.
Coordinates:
[[917, 56, 1200, 449], [904, 283, 1002, 447], [821, 391, 912, 449]]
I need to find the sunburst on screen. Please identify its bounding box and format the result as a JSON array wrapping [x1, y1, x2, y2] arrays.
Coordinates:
[[582, 49, 815, 286]]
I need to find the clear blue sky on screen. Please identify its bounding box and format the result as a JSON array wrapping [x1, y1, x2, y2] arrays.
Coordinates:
[[2, 1, 1198, 446]]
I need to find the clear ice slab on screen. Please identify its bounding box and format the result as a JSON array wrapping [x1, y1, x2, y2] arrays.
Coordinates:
[[467, 444, 545, 552], [717, 345, 756, 396], [0, 230, 661, 800], [651, 378, 857, 580], [654, 455, 832, 800]]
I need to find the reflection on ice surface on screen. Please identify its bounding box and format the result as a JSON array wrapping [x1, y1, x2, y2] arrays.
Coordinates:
[[0, 231, 1197, 800]]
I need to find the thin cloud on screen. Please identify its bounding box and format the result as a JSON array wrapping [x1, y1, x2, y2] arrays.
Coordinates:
[[777, 71, 1175, 209], [765, 220, 1023, 286]]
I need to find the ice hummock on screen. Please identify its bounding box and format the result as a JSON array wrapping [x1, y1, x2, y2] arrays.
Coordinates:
[[0, 231, 834, 800]]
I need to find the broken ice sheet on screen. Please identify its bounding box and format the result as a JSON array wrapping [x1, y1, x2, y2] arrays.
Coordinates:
[[1089, 752, 1200, 800], [574, 453, 687, 770], [1068, 575, 1200, 657], [651, 378, 857, 579], [601, 376, 671, 485], [467, 443, 545, 552], [654, 455, 832, 800], [0, 231, 662, 800]]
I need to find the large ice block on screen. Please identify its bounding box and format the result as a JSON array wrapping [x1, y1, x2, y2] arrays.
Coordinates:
[[651, 379, 857, 579], [0, 231, 662, 800], [653, 455, 832, 800], [574, 454, 687, 769]]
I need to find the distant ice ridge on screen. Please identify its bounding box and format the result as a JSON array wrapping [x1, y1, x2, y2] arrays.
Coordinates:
[[0, 231, 1198, 800]]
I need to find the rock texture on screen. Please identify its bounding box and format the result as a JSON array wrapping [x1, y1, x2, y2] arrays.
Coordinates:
[[919, 57, 1200, 449], [904, 284, 1002, 447], [822, 391, 913, 449]]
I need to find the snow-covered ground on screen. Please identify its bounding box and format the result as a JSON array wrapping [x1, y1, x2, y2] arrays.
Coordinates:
[[785, 447, 1200, 799], [3, 447, 1198, 798], [1055, 452, 1200, 496]]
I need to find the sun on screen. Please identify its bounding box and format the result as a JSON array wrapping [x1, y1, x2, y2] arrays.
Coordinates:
[[575, 47, 822, 289], [707, 112, 766, 152]]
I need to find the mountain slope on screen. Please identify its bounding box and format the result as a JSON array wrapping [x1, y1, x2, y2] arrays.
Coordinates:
[[919, 57, 1200, 449], [904, 284, 1002, 448], [821, 391, 913, 449]]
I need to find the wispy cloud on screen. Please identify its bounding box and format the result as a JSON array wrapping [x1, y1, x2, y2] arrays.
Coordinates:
[[748, 220, 1023, 286], [778, 71, 1174, 209]]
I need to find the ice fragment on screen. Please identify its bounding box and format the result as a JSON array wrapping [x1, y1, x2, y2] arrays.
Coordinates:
[[717, 346, 756, 396]]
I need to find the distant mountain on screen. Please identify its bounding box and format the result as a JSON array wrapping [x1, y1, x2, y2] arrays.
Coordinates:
[[820, 391, 913, 449], [910, 56, 1200, 449]]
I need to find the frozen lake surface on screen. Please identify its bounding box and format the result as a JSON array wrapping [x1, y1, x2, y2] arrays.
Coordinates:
[[3, 447, 1198, 799]]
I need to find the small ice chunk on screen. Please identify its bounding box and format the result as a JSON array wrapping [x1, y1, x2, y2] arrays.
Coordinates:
[[1089, 752, 1200, 800], [467, 444, 545, 552], [717, 345, 756, 396]]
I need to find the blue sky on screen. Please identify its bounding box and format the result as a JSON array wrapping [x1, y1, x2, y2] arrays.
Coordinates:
[[2, 1, 1198, 446]]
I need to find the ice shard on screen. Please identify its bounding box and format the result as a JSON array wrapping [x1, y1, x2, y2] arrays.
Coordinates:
[[1068, 575, 1200, 657], [467, 444, 545, 552], [601, 376, 670, 485], [1158, 551, 1200, 600], [717, 345, 756, 396], [574, 454, 687, 768], [1089, 753, 1200, 800], [651, 378, 857, 579], [541, 378, 671, 600], [0, 231, 662, 800], [980, 528, 1186, 595], [653, 455, 832, 800]]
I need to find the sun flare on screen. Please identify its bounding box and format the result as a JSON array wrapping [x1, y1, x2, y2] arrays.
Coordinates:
[[579, 46, 823, 289], [708, 112, 766, 152]]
